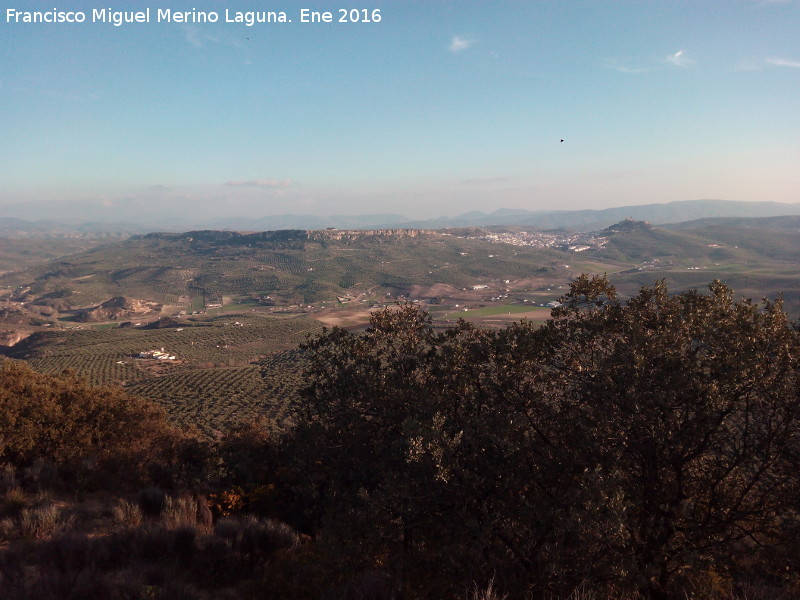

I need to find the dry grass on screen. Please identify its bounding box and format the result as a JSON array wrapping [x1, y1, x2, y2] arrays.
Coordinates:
[[111, 499, 143, 528], [17, 502, 75, 540], [164, 494, 212, 533], [468, 577, 507, 600]]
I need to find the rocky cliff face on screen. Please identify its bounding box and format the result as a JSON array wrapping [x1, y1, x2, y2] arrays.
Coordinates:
[[0, 329, 33, 347]]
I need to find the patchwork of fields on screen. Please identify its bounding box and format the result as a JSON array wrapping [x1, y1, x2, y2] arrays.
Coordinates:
[[5, 219, 800, 434]]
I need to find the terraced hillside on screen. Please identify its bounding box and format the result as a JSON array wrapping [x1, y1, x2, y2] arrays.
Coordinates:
[[6, 313, 320, 436], [124, 349, 307, 436]]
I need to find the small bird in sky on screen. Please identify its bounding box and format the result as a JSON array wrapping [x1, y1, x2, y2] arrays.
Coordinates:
[[560, 139, 564, 143]]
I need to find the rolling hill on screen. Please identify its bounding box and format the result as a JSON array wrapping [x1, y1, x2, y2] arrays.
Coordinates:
[[5, 218, 800, 435], [4, 219, 800, 317], [0, 229, 572, 310]]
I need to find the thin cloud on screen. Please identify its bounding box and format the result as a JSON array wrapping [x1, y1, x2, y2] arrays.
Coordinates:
[[183, 26, 220, 48], [183, 26, 253, 65], [603, 59, 651, 74], [449, 36, 477, 53], [666, 50, 693, 67], [225, 179, 294, 188], [767, 57, 800, 68]]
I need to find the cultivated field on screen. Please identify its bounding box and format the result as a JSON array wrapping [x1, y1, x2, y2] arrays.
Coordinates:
[[6, 219, 800, 434]]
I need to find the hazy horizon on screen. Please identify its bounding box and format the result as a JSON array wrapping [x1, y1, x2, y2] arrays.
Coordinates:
[[2, 1, 799, 223]]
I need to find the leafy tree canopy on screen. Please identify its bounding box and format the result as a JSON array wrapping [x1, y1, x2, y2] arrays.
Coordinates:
[[288, 277, 800, 599]]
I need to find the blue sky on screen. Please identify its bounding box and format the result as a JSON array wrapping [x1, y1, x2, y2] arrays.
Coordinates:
[[1, 0, 799, 223]]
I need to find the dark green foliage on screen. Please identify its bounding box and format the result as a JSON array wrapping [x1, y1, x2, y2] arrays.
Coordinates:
[[287, 279, 800, 599], [0, 531, 145, 600], [6, 273, 800, 598], [230, 515, 300, 566], [0, 359, 307, 597], [217, 417, 277, 488], [289, 305, 516, 596]]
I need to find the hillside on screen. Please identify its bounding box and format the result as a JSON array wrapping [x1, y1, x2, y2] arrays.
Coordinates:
[[0, 229, 574, 311], [3, 288, 800, 599], [0, 237, 118, 274], [665, 215, 800, 231], [5, 219, 800, 438], [590, 219, 800, 307], [5, 312, 320, 436], [501, 199, 800, 231], [6, 219, 800, 322]]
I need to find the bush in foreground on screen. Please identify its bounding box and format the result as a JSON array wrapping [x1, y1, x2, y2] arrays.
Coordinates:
[[287, 278, 800, 599], [0, 360, 202, 492]]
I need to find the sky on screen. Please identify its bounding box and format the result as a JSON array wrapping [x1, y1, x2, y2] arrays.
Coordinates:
[[1, 0, 799, 224]]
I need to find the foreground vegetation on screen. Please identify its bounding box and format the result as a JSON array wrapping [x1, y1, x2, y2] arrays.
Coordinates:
[[3, 276, 800, 599]]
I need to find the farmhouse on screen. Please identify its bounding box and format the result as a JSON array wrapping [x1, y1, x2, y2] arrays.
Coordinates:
[[137, 347, 177, 360]]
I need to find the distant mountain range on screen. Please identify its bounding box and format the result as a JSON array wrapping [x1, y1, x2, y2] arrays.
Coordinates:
[[2, 199, 800, 236]]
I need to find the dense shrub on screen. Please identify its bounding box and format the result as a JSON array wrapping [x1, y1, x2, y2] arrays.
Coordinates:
[[287, 279, 800, 599], [0, 360, 191, 491], [18, 502, 74, 539], [136, 487, 166, 517]]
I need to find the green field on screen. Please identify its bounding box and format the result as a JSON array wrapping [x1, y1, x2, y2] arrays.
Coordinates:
[[444, 304, 550, 319]]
